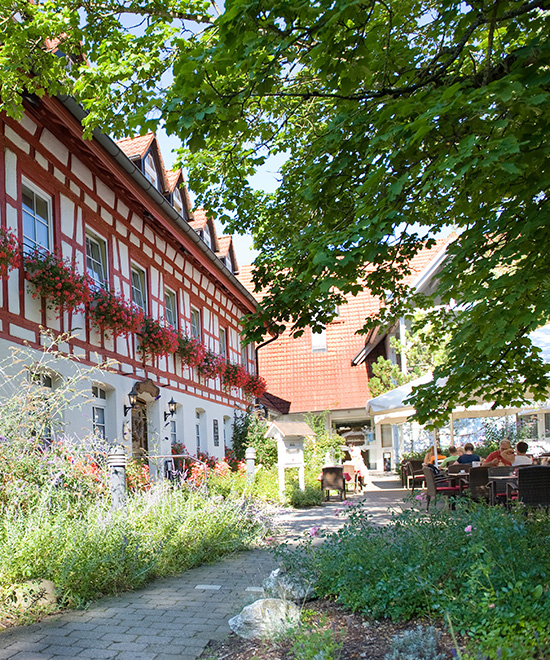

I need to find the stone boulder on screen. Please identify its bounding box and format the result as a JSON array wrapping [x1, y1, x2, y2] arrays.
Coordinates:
[[228, 598, 300, 639], [12, 579, 57, 610], [263, 567, 316, 602]]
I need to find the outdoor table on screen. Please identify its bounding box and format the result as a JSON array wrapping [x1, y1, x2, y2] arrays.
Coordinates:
[[444, 471, 469, 493]]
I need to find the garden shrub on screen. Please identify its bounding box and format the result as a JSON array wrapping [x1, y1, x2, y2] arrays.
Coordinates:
[[276, 502, 550, 660]]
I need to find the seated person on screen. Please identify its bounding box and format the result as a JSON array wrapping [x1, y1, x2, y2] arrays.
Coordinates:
[[440, 446, 459, 468], [456, 442, 481, 464], [483, 439, 515, 467], [512, 441, 533, 466], [423, 446, 446, 465]]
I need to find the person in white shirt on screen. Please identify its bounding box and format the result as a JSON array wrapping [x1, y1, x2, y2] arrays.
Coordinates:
[[512, 441, 533, 467]]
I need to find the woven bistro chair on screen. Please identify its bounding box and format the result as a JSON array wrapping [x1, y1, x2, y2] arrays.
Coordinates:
[[422, 465, 462, 510], [320, 466, 346, 501], [405, 460, 426, 491], [466, 467, 490, 502], [507, 465, 550, 508]]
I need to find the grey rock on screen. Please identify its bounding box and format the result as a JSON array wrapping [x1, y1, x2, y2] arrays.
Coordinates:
[[228, 598, 300, 639], [263, 567, 316, 602]]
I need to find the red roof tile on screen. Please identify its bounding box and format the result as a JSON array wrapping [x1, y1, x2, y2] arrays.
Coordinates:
[[164, 168, 182, 192], [117, 133, 156, 160]]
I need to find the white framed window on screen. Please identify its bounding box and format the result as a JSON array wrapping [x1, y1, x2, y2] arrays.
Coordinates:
[[131, 266, 147, 312], [225, 252, 233, 273], [165, 289, 177, 328], [172, 187, 184, 216], [381, 424, 393, 447], [144, 152, 158, 189], [213, 419, 220, 447], [241, 343, 248, 369], [195, 410, 202, 451], [169, 419, 177, 445], [202, 223, 212, 250], [86, 233, 108, 289], [311, 327, 327, 352], [92, 385, 107, 439], [219, 328, 227, 360], [190, 308, 201, 340], [22, 180, 52, 253]]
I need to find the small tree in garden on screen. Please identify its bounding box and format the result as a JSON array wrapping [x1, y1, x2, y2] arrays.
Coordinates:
[[231, 408, 273, 466], [24, 250, 91, 315]]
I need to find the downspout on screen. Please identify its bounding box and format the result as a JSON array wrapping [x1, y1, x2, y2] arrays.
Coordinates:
[[254, 332, 280, 407]]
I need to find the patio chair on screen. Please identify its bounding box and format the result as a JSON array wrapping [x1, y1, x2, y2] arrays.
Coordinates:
[[507, 465, 550, 508], [342, 463, 356, 492], [321, 467, 346, 501], [488, 466, 515, 505], [422, 466, 462, 511], [466, 467, 490, 502], [405, 460, 426, 491]]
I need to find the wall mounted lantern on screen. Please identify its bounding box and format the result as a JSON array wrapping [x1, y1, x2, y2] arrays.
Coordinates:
[[123, 385, 139, 417], [164, 397, 177, 422]]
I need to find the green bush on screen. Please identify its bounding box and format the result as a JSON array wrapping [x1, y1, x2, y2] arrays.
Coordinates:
[[276, 503, 550, 660]]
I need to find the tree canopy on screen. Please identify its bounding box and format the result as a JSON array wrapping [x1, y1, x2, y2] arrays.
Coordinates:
[[2, 0, 550, 423]]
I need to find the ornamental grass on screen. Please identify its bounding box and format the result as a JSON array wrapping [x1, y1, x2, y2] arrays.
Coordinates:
[[89, 288, 145, 339], [24, 250, 90, 315], [0, 228, 21, 277]]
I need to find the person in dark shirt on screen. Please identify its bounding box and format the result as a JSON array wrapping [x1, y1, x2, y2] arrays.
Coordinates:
[[456, 443, 481, 464]]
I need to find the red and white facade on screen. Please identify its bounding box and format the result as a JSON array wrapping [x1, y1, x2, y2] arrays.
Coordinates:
[[0, 94, 257, 466]]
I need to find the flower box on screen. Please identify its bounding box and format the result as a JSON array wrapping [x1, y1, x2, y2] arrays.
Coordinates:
[[89, 288, 144, 339], [176, 335, 206, 367], [0, 228, 21, 277], [243, 373, 267, 398], [24, 250, 90, 315], [139, 317, 179, 359], [197, 351, 224, 379]]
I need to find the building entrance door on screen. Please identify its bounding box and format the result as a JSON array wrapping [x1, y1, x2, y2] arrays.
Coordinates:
[[131, 401, 148, 457]]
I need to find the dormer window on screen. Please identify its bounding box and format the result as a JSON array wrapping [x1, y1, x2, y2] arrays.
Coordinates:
[[144, 152, 159, 189], [202, 223, 212, 250], [173, 187, 184, 217]]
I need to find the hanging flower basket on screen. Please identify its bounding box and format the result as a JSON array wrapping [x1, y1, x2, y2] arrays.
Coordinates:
[[0, 228, 21, 277], [139, 317, 179, 359], [221, 361, 249, 390], [176, 335, 206, 368], [243, 373, 268, 398], [197, 351, 224, 379], [89, 288, 144, 339], [24, 250, 90, 315]]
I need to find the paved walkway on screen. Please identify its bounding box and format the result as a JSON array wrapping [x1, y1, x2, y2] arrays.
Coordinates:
[[0, 474, 409, 660]]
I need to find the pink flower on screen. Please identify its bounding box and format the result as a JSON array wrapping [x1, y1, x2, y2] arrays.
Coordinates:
[[488, 603, 495, 608], [309, 526, 320, 537], [415, 493, 425, 501], [464, 525, 472, 533]]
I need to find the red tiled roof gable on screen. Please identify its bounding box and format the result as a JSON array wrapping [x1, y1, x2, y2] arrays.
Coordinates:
[[117, 133, 156, 160]]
